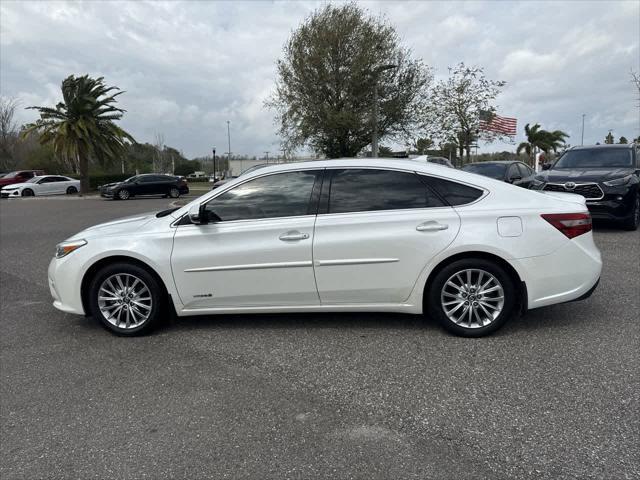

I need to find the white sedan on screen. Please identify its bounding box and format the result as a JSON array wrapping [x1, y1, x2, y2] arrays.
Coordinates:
[[48, 159, 602, 337], [1, 175, 80, 198]]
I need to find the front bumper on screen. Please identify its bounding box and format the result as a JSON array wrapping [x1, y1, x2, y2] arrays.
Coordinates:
[[48, 256, 85, 315], [1, 189, 21, 198]]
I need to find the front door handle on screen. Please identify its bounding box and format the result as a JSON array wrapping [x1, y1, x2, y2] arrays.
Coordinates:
[[416, 221, 449, 232], [279, 231, 310, 241]]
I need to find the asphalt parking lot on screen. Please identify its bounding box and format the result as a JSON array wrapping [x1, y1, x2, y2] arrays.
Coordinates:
[[1, 196, 638, 480]]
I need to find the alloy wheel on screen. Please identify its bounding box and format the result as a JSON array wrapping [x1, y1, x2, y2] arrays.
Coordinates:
[[169, 187, 180, 198], [440, 268, 505, 328], [97, 273, 152, 329], [118, 189, 130, 200]]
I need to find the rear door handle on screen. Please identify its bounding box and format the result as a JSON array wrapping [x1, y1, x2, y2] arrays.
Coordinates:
[[279, 231, 310, 241], [416, 221, 449, 232]]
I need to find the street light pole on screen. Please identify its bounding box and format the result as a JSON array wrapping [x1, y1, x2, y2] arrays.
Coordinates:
[[581, 114, 585, 145], [226, 120, 232, 172], [212, 147, 216, 181], [371, 64, 397, 158]]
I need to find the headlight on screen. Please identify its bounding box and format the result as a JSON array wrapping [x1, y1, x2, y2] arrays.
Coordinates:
[[603, 175, 633, 187], [55, 239, 87, 258]]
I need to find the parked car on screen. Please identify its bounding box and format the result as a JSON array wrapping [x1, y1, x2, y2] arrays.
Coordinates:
[[1, 175, 80, 198], [411, 155, 455, 168], [99, 174, 189, 200], [530, 144, 639, 230], [211, 164, 269, 190], [49, 159, 601, 338], [0, 170, 45, 188], [461, 161, 535, 188]]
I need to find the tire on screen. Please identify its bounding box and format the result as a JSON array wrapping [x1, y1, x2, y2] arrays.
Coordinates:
[[88, 262, 165, 336], [621, 192, 639, 231], [168, 187, 180, 198], [117, 189, 130, 200], [426, 258, 517, 337], [21, 188, 34, 197], [66, 186, 78, 195]]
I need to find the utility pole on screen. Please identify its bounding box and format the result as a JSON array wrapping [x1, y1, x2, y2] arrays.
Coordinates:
[[227, 120, 233, 173], [371, 64, 397, 157], [264, 151, 269, 163], [212, 147, 216, 180], [581, 114, 586, 145]]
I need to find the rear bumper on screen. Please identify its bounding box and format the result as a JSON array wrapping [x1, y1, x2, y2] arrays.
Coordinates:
[[513, 233, 602, 310]]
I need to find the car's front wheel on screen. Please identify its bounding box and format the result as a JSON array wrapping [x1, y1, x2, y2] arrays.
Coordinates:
[[88, 262, 165, 335], [117, 189, 130, 200], [21, 188, 34, 197], [426, 258, 516, 337]]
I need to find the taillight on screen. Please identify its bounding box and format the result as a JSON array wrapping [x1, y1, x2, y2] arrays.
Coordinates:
[[541, 213, 592, 239]]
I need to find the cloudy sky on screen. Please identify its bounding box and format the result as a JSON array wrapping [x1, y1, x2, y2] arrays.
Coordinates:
[[1, 0, 638, 158]]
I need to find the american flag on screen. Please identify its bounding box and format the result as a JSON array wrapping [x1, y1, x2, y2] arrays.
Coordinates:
[[479, 110, 517, 136]]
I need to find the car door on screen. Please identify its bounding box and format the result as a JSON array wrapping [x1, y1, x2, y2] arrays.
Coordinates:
[[171, 169, 322, 309], [517, 163, 534, 188], [312, 168, 461, 304], [35, 176, 56, 195], [48, 176, 67, 194]]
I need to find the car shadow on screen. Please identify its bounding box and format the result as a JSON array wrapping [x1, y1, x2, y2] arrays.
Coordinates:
[[165, 311, 431, 333]]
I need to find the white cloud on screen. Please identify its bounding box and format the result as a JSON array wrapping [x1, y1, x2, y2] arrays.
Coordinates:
[[1, 0, 638, 157]]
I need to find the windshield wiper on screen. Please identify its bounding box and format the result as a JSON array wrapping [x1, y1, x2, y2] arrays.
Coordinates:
[[156, 207, 180, 218]]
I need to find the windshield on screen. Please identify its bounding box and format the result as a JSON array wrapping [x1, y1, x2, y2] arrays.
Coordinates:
[[26, 177, 40, 183], [2, 171, 19, 178], [239, 164, 268, 177], [124, 176, 137, 183], [462, 163, 506, 179], [554, 149, 632, 169]]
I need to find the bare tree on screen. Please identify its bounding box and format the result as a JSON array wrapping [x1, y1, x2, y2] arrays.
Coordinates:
[[152, 132, 172, 173], [0, 97, 20, 170]]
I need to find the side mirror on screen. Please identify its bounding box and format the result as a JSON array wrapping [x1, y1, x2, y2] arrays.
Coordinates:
[[188, 204, 206, 225], [542, 163, 552, 171]]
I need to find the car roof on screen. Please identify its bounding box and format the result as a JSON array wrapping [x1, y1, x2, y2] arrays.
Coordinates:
[[463, 160, 520, 165], [570, 144, 633, 150]]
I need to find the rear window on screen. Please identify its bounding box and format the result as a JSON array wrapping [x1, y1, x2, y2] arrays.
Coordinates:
[[422, 176, 484, 206], [461, 163, 506, 180]]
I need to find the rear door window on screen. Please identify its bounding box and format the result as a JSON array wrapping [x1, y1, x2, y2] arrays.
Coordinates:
[[326, 169, 446, 214]]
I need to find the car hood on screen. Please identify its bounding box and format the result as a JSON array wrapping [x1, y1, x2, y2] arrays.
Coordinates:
[[537, 167, 635, 183], [69, 212, 157, 240], [1, 182, 31, 189], [100, 182, 123, 189]]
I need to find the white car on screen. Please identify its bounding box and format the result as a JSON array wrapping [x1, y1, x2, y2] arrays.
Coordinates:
[[1, 175, 80, 198], [48, 159, 602, 337]]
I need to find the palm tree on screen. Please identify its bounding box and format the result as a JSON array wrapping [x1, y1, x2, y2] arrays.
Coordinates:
[[22, 75, 134, 194], [517, 123, 568, 165]]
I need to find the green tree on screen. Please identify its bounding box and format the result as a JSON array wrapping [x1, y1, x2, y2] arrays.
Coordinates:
[[517, 123, 568, 165], [22, 75, 135, 193], [604, 132, 614, 144], [427, 63, 506, 164], [413, 137, 434, 154], [268, 3, 432, 158], [618, 136, 628, 144]]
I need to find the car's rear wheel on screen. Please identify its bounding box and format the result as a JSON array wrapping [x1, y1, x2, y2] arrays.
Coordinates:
[[168, 187, 180, 198], [66, 186, 78, 195], [621, 192, 639, 231], [426, 258, 516, 337], [88, 262, 165, 336], [117, 189, 130, 200], [21, 188, 34, 197]]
